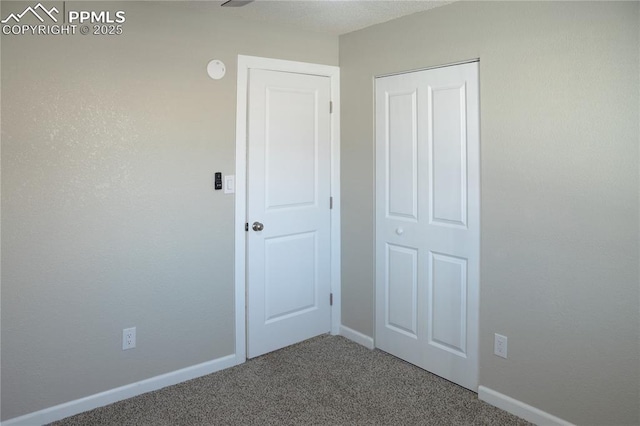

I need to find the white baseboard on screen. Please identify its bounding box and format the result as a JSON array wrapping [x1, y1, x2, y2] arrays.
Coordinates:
[[2, 353, 243, 426], [339, 325, 374, 350], [478, 386, 574, 426]]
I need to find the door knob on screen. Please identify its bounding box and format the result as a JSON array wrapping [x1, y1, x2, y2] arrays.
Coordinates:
[[396, 227, 404, 235], [252, 221, 264, 232]]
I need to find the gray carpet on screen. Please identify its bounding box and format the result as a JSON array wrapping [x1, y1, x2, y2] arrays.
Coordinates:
[[51, 335, 531, 425]]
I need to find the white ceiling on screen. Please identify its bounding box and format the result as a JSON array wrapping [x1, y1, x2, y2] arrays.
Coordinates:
[[217, 0, 451, 35]]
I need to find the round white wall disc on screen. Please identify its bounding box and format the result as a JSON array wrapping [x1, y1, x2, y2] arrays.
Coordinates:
[[207, 60, 226, 80]]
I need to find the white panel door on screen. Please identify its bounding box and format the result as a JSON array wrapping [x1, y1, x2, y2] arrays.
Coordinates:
[[247, 69, 332, 358], [375, 62, 480, 390]]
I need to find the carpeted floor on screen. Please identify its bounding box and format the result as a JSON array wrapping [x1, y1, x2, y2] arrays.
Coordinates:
[[50, 335, 531, 425]]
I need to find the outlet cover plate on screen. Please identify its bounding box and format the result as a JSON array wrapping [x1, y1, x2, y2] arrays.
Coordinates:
[[123, 327, 136, 350], [494, 333, 507, 358]]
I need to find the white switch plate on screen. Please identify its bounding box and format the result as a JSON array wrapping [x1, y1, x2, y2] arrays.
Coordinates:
[[494, 333, 507, 358], [224, 175, 235, 194]]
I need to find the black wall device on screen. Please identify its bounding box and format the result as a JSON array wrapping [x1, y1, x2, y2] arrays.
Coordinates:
[[215, 172, 223, 190]]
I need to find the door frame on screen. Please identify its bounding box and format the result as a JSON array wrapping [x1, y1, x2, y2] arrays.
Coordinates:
[[234, 55, 341, 361]]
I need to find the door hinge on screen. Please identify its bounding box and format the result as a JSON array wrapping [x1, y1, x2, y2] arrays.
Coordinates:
[[330, 196, 333, 209], [245, 223, 249, 232], [330, 293, 333, 306], [330, 101, 333, 114]]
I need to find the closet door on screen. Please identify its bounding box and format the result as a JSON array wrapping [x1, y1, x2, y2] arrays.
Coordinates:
[[375, 62, 479, 391]]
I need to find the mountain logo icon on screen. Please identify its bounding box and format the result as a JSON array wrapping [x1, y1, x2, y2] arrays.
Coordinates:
[[1, 3, 59, 24]]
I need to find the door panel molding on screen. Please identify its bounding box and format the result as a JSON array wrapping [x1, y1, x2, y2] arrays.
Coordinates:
[[235, 55, 340, 362]]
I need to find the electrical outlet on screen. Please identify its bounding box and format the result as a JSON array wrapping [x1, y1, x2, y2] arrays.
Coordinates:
[[122, 327, 136, 350], [494, 333, 508, 358]]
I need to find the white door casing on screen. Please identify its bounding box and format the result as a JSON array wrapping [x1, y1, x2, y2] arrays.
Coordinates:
[[375, 61, 480, 390], [234, 56, 341, 362]]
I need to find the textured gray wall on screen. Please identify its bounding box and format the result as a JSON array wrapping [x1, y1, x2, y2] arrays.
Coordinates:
[[0, 1, 338, 420], [339, 2, 639, 425]]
